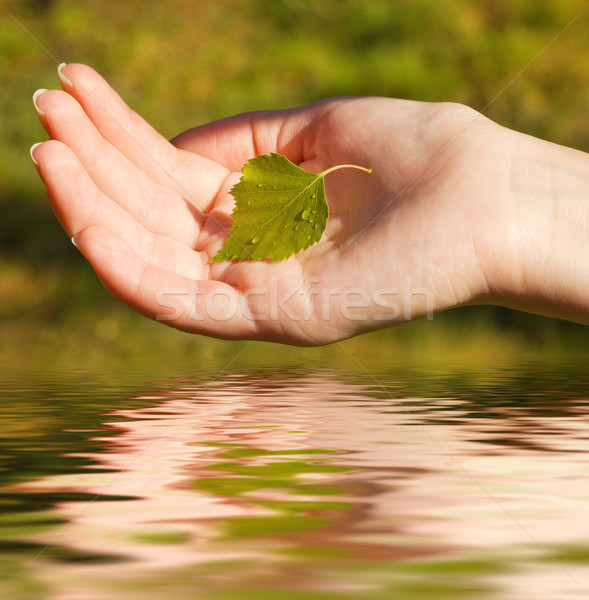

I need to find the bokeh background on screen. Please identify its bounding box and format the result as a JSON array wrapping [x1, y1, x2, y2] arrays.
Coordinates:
[[2, 0, 589, 371]]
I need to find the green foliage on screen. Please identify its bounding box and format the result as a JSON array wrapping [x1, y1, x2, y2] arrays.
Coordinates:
[[212, 153, 370, 263], [3, 0, 589, 351]]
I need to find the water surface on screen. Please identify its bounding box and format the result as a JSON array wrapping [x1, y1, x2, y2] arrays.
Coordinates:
[[1, 362, 588, 599]]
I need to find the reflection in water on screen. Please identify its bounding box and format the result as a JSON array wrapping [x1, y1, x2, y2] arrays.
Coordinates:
[[2, 367, 589, 599]]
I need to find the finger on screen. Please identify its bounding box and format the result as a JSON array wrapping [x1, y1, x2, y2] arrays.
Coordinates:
[[56, 62, 180, 179], [171, 106, 314, 171], [57, 63, 229, 208], [32, 140, 208, 280], [73, 225, 257, 339], [34, 88, 213, 245]]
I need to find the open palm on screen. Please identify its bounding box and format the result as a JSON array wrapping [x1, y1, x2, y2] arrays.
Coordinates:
[[33, 63, 509, 345]]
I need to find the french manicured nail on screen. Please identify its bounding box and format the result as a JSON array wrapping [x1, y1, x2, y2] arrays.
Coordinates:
[[57, 62, 72, 86], [30, 142, 43, 165], [32, 88, 48, 114]]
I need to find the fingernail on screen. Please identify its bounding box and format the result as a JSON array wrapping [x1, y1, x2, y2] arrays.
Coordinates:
[[71, 235, 78, 248], [57, 62, 72, 86], [30, 142, 43, 165], [32, 88, 48, 114]]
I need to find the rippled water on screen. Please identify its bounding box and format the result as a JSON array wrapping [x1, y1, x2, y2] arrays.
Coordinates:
[[1, 362, 588, 599]]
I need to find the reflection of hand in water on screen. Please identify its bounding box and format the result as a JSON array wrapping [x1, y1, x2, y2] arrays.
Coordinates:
[[8, 372, 436, 577], [8, 371, 589, 596], [63, 373, 398, 565]]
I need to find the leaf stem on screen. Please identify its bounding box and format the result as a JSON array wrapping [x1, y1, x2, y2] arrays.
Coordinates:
[[320, 164, 373, 177]]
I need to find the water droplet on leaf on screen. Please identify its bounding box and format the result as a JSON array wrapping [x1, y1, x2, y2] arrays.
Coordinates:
[[210, 152, 371, 264]]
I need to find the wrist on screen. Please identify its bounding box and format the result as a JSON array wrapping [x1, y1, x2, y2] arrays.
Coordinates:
[[483, 130, 589, 324]]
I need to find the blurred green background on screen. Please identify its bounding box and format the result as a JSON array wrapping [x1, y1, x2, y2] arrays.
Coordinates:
[[2, 0, 589, 371]]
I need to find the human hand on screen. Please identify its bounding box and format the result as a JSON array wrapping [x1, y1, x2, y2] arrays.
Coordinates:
[[31, 64, 589, 344]]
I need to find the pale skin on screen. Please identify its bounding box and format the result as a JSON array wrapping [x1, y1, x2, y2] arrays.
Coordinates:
[[31, 63, 589, 345]]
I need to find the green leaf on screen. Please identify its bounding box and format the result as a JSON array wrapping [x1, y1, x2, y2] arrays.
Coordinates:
[[211, 153, 371, 263]]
